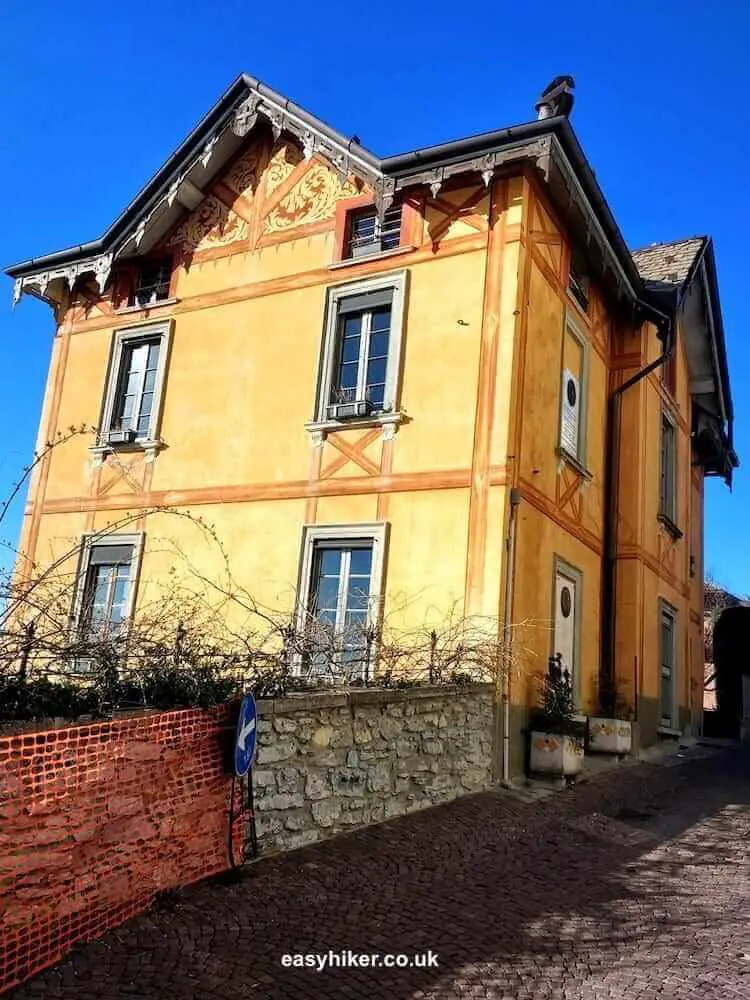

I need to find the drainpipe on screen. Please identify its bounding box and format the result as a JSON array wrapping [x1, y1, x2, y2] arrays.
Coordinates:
[[601, 300, 673, 716], [501, 487, 522, 783]]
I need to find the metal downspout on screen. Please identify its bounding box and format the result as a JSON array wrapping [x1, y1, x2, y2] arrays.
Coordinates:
[[601, 302, 673, 715], [501, 488, 521, 783]]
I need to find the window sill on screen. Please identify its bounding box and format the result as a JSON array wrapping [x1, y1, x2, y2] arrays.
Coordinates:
[[557, 448, 593, 480], [116, 298, 179, 316], [305, 411, 405, 441], [329, 246, 416, 271], [90, 439, 163, 464], [658, 513, 683, 540]]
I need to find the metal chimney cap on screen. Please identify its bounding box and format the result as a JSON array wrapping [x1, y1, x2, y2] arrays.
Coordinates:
[[535, 75, 576, 120]]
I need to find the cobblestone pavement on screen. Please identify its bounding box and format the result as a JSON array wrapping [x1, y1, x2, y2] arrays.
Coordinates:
[[9, 745, 750, 1000]]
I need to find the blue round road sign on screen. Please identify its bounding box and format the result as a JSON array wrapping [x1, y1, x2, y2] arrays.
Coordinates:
[[234, 693, 257, 777]]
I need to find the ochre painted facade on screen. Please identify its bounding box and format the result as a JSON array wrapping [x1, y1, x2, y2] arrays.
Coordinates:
[[15, 127, 708, 768]]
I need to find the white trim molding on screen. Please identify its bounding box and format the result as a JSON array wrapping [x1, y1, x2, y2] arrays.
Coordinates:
[[558, 308, 590, 468], [551, 555, 583, 711], [13, 252, 114, 307], [658, 598, 679, 729], [310, 270, 408, 437]]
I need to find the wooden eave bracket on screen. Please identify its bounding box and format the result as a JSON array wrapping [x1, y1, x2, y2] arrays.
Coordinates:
[[391, 136, 554, 203], [13, 83, 388, 309]]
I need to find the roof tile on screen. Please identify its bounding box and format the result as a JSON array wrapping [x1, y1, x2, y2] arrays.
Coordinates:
[[631, 237, 706, 287]]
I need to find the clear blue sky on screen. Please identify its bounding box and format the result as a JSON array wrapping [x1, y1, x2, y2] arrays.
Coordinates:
[[0, 0, 747, 591]]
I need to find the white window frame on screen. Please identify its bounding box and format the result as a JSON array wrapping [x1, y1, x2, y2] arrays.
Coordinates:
[[99, 320, 172, 448], [551, 556, 583, 711], [659, 599, 678, 729], [309, 271, 408, 433], [660, 408, 678, 525], [295, 522, 389, 678], [558, 310, 590, 467], [70, 533, 144, 671]]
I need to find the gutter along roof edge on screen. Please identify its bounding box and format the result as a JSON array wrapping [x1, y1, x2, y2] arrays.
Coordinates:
[[5, 80, 638, 298]]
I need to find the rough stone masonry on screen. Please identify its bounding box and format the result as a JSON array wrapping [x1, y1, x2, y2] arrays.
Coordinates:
[[252, 685, 495, 853]]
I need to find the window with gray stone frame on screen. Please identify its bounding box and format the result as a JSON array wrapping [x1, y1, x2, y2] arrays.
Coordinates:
[[296, 523, 388, 680], [69, 534, 144, 674], [660, 410, 678, 525], [659, 601, 677, 728], [312, 272, 407, 429], [100, 322, 172, 447]]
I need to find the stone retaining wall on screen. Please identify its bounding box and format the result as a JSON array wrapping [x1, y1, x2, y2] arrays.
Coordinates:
[[252, 684, 495, 853]]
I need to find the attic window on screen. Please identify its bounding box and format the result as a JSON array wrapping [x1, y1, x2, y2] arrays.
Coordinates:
[[345, 206, 402, 259], [568, 255, 590, 313], [131, 257, 172, 308]]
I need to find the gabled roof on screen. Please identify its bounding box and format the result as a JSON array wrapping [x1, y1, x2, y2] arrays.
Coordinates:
[[631, 235, 737, 480], [5, 72, 646, 314], [632, 236, 706, 288], [4, 73, 738, 478]]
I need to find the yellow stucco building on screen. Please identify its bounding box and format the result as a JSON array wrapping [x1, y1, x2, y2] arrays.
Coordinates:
[[6, 75, 736, 772]]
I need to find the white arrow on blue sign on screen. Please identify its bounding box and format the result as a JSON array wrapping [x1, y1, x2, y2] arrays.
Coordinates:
[[234, 693, 258, 777]]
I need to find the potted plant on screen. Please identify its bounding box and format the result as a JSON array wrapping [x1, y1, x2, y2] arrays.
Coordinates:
[[587, 678, 633, 756], [528, 655, 585, 778]]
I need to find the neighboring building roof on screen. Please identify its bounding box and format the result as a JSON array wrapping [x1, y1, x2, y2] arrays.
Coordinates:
[[633, 235, 737, 481], [632, 237, 706, 288], [705, 581, 743, 615]]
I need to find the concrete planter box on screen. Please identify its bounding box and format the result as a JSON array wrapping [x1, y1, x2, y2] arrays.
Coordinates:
[[529, 731, 584, 776], [587, 717, 632, 755]]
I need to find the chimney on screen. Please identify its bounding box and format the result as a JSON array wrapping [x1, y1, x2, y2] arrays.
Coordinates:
[[535, 76, 575, 120]]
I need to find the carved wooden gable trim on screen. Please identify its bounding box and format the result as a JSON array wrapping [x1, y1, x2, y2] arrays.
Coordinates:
[[262, 156, 361, 238], [166, 195, 249, 255], [160, 133, 368, 260]]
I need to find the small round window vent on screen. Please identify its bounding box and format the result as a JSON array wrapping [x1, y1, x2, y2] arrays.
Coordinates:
[[560, 586, 572, 618]]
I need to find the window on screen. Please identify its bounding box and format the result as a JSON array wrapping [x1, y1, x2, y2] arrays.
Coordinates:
[[559, 315, 589, 465], [659, 602, 677, 728], [73, 535, 142, 642], [345, 206, 401, 259], [313, 273, 407, 426], [100, 323, 171, 446], [568, 252, 589, 313], [297, 523, 388, 680], [660, 412, 677, 524], [130, 257, 172, 308]]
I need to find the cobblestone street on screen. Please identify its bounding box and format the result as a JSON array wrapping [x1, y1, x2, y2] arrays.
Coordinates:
[[9, 745, 750, 1000]]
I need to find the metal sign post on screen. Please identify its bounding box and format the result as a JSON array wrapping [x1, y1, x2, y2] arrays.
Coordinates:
[[228, 693, 259, 868]]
